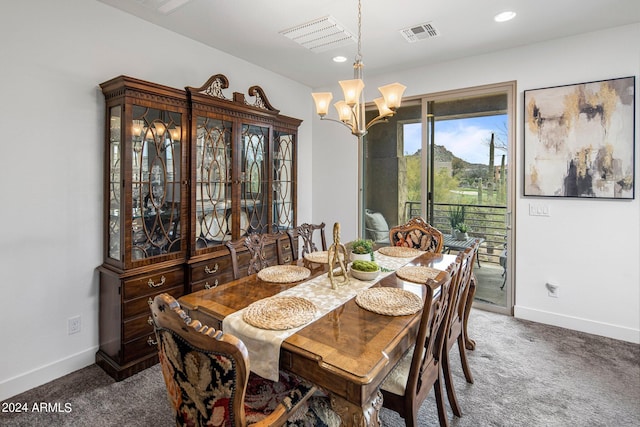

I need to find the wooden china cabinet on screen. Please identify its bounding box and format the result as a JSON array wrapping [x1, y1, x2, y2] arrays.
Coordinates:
[[185, 74, 300, 293], [97, 74, 300, 380]]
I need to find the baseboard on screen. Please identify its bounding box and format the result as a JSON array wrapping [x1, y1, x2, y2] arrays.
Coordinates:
[[0, 346, 98, 402], [514, 305, 640, 344]]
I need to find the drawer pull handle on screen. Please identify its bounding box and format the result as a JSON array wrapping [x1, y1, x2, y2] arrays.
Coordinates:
[[283, 244, 291, 249], [148, 297, 153, 306], [148, 275, 166, 288], [284, 256, 291, 263], [147, 316, 154, 326], [204, 264, 219, 274], [147, 336, 157, 346], [204, 279, 219, 290]]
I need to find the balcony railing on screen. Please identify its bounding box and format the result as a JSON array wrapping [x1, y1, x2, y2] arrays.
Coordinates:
[[405, 201, 507, 264]]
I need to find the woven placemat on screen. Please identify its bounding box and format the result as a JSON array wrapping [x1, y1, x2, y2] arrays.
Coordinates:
[[355, 287, 423, 316], [396, 265, 441, 283], [303, 250, 344, 264], [257, 265, 311, 283], [243, 296, 317, 330], [378, 246, 424, 258]]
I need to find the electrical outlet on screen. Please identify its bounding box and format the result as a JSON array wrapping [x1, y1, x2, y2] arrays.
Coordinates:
[[546, 283, 559, 298], [68, 316, 81, 335]]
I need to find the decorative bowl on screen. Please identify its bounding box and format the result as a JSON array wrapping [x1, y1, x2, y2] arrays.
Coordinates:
[[350, 266, 380, 281]]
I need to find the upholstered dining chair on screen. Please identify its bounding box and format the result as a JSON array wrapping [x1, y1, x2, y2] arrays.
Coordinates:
[[380, 262, 459, 427], [441, 240, 480, 417], [389, 217, 444, 253], [286, 222, 327, 261], [225, 232, 284, 279], [150, 293, 340, 427]]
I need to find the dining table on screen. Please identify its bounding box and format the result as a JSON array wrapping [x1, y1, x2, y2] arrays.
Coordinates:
[[178, 249, 459, 426]]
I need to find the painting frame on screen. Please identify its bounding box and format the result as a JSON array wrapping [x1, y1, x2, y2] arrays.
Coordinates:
[[523, 76, 635, 199]]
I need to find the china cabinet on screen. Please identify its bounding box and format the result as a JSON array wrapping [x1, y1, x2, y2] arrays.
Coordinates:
[[185, 75, 300, 292], [97, 76, 189, 380], [97, 74, 300, 380]]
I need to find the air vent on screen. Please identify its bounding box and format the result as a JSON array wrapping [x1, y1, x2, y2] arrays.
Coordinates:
[[279, 16, 357, 53], [400, 22, 440, 43]]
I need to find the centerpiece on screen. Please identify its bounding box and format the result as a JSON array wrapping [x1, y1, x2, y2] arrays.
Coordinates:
[[350, 260, 380, 281]]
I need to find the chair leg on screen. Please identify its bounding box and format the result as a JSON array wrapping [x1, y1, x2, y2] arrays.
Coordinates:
[[458, 335, 474, 384], [442, 348, 463, 417], [463, 278, 477, 351], [434, 370, 450, 427]]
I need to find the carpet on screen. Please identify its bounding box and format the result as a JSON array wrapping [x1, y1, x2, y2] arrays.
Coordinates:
[[2, 309, 639, 426]]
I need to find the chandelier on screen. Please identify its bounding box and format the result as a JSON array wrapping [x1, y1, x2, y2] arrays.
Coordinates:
[[311, 0, 406, 137]]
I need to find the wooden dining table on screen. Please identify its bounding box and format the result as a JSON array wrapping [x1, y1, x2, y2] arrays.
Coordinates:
[[178, 251, 458, 426]]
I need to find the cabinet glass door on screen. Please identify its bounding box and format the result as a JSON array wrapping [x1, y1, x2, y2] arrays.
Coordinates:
[[131, 105, 182, 261], [194, 116, 232, 249], [273, 131, 294, 231], [242, 124, 268, 233], [108, 106, 122, 261]]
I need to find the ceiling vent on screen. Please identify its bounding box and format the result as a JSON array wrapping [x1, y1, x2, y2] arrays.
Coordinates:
[[279, 16, 357, 53], [400, 22, 440, 43]]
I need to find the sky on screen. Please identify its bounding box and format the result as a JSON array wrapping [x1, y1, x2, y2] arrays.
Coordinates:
[[404, 115, 507, 165]]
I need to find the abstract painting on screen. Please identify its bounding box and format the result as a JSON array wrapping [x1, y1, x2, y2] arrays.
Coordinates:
[[524, 76, 635, 199]]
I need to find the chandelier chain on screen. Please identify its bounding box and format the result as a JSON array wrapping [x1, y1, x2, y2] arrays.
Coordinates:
[[356, 0, 362, 62]]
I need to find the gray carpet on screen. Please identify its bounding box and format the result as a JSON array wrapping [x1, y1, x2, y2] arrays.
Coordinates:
[[2, 309, 639, 426]]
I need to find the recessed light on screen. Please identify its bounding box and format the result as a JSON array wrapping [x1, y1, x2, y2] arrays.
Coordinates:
[[494, 11, 516, 22], [333, 56, 348, 63]]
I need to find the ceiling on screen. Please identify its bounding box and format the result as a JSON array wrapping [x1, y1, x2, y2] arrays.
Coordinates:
[[98, 0, 640, 88]]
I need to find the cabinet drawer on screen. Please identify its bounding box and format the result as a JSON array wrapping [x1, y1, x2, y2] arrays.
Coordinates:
[[122, 332, 159, 364], [123, 285, 183, 319], [123, 313, 155, 342], [190, 270, 234, 293], [123, 267, 184, 300], [280, 239, 294, 264], [190, 257, 231, 283]]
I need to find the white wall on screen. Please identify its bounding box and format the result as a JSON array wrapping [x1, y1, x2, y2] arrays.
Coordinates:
[[313, 24, 640, 342], [0, 0, 314, 401]]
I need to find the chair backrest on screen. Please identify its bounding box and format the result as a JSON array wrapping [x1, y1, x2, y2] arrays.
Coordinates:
[[389, 217, 444, 253], [444, 246, 476, 348], [225, 232, 282, 279], [454, 240, 479, 320], [150, 293, 251, 427], [407, 263, 458, 406], [286, 222, 327, 260]]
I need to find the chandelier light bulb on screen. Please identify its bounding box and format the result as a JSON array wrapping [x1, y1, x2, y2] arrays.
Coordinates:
[[311, 92, 333, 116], [334, 100, 352, 122], [339, 79, 365, 107]]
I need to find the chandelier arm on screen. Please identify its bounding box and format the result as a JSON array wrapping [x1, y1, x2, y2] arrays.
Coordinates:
[[320, 116, 356, 131], [365, 114, 392, 131]]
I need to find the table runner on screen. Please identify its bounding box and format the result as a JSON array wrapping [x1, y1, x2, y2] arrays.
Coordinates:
[[222, 250, 419, 381]]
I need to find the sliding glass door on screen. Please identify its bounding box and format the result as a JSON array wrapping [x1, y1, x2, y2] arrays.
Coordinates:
[[363, 82, 515, 314]]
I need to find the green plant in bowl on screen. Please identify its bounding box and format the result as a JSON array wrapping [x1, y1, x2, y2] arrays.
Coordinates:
[[351, 260, 379, 272], [350, 260, 380, 281], [351, 239, 374, 255]]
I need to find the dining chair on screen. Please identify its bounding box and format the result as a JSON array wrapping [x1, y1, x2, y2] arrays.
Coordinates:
[[441, 240, 480, 417], [389, 217, 444, 253], [150, 293, 340, 427], [380, 262, 459, 427], [225, 232, 283, 279], [286, 222, 327, 261]]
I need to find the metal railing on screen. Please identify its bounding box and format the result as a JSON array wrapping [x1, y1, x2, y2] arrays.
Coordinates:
[[404, 201, 507, 264]]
